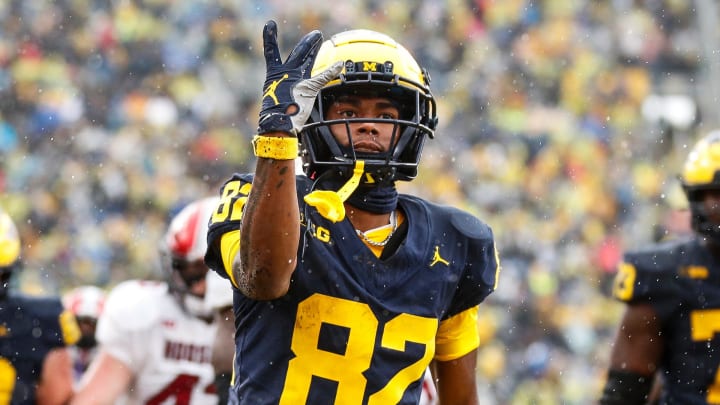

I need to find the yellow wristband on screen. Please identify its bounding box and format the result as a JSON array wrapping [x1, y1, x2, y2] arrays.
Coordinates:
[[252, 135, 299, 160]]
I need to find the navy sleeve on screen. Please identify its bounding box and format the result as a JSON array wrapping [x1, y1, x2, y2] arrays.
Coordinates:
[[445, 209, 499, 319]]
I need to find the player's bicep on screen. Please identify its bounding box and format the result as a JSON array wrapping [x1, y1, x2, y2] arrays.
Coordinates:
[[609, 303, 663, 375], [434, 306, 479, 362]]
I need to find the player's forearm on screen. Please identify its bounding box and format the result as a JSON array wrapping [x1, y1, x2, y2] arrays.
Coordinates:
[[238, 152, 300, 300], [37, 348, 74, 405], [435, 351, 480, 405], [69, 351, 132, 405], [237, 20, 335, 300]]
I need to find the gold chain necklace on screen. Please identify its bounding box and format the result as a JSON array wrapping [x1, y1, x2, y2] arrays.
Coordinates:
[[355, 210, 398, 247]]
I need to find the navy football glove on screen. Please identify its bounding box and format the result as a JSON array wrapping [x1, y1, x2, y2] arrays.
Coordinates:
[[258, 20, 343, 135]]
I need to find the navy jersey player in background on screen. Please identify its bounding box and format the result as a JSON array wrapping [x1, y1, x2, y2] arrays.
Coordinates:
[[600, 131, 720, 404], [0, 208, 80, 405], [204, 20, 500, 404]]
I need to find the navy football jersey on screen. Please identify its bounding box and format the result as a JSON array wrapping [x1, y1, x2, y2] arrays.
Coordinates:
[[0, 293, 79, 405], [612, 237, 720, 404], [206, 174, 499, 405]]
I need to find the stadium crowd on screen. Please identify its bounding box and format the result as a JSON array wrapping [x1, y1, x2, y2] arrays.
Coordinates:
[[0, 0, 704, 403]]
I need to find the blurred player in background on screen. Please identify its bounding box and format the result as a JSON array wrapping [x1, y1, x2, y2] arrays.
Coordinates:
[[600, 131, 720, 404], [71, 197, 221, 405], [63, 285, 106, 385], [205, 20, 499, 404], [205, 253, 235, 405], [419, 368, 438, 405], [0, 208, 80, 405]]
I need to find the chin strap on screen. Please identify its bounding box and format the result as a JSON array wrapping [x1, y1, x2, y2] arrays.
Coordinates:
[[304, 160, 365, 222]]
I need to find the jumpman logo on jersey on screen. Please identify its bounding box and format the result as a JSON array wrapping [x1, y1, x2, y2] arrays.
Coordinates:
[[263, 74, 289, 105], [429, 246, 450, 267]]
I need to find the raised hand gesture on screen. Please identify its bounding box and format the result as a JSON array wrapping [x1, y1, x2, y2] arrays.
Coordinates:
[[258, 20, 343, 136]]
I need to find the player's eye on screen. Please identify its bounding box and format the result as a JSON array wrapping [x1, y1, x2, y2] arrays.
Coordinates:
[[337, 109, 357, 118]]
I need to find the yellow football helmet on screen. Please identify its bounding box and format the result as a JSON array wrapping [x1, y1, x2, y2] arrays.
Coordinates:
[[0, 209, 20, 298], [300, 29, 437, 183], [0, 209, 20, 268], [680, 130, 720, 240]]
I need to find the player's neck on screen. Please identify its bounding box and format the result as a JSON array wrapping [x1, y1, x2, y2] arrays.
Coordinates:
[[345, 203, 394, 233]]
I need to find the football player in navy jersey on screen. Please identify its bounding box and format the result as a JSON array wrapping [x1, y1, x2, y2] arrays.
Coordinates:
[[204, 20, 500, 404], [600, 131, 720, 404], [0, 208, 80, 405]]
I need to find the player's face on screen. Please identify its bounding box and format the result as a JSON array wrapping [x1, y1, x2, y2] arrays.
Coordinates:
[[172, 259, 208, 297], [325, 95, 400, 152], [76, 316, 98, 348], [701, 189, 720, 223]]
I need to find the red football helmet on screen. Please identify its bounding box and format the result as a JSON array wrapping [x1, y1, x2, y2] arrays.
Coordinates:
[[63, 285, 106, 348], [160, 197, 219, 318], [63, 285, 106, 319]]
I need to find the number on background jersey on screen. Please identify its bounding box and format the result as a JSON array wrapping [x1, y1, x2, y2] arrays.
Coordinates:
[[612, 262, 636, 301], [690, 309, 720, 403], [145, 374, 202, 405]]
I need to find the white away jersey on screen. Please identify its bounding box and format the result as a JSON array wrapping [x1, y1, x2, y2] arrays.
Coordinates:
[[96, 280, 219, 405], [419, 368, 437, 405]]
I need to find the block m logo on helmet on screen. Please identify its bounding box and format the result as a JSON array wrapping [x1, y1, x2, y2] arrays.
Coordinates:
[[362, 61, 377, 72], [344, 60, 395, 75]]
